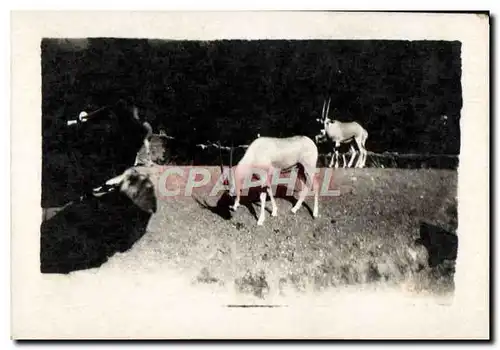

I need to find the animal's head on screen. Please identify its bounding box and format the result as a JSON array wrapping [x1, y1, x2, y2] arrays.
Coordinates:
[[105, 168, 157, 214], [314, 129, 327, 144]]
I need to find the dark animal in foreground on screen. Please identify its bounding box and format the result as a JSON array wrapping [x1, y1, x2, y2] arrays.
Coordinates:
[[41, 99, 157, 274], [41, 168, 157, 274], [42, 99, 152, 207], [416, 221, 458, 268]]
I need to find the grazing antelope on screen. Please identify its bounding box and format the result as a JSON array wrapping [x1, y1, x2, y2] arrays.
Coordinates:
[[221, 136, 320, 226], [315, 98, 369, 168], [41, 167, 157, 273]]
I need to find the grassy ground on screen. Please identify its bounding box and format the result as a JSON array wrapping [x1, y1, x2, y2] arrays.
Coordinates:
[[95, 166, 457, 303]]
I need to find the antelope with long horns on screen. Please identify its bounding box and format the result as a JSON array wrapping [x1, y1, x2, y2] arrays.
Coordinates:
[[315, 98, 369, 168], [220, 136, 320, 226]]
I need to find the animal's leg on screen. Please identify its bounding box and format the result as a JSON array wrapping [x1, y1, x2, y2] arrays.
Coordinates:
[[267, 187, 278, 216], [361, 131, 369, 168], [313, 175, 319, 218], [292, 167, 319, 218], [358, 132, 368, 168], [347, 145, 357, 168], [230, 191, 240, 211], [266, 169, 278, 217], [359, 147, 366, 168], [291, 176, 309, 214], [307, 169, 320, 218], [230, 167, 242, 211], [257, 190, 267, 226], [353, 138, 364, 168], [328, 150, 335, 168], [334, 142, 341, 168], [342, 153, 347, 168]]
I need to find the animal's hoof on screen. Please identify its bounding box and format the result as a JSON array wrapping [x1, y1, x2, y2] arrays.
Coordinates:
[[291, 208, 297, 214], [257, 221, 264, 226], [271, 211, 278, 217]]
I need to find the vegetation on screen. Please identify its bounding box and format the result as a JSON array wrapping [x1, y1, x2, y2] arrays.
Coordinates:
[[42, 38, 462, 159]]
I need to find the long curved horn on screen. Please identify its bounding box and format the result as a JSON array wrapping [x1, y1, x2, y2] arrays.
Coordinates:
[[321, 99, 327, 121], [325, 97, 331, 120], [83, 105, 110, 121]]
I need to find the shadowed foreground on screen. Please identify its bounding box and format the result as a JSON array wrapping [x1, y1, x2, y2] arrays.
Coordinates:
[[40, 189, 154, 274]]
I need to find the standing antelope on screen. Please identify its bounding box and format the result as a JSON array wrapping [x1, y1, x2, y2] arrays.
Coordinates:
[[315, 98, 369, 168], [315, 129, 352, 168], [221, 136, 320, 226]]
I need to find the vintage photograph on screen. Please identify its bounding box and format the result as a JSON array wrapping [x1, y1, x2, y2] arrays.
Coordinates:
[[40, 38, 460, 293], [11, 12, 489, 339]]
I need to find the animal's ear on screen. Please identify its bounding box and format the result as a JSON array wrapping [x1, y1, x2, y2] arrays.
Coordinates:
[[106, 172, 126, 186]]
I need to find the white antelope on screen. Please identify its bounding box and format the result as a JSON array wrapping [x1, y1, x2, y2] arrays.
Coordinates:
[[221, 135, 320, 226], [315, 98, 369, 168]]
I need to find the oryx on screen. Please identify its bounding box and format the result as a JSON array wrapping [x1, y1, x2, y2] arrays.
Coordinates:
[[220, 135, 320, 226], [315, 98, 369, 168]]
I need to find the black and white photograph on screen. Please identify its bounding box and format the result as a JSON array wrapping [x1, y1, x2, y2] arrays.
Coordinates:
[[11, 11, 489, 339]]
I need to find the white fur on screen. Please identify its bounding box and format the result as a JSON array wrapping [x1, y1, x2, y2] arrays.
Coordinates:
[[223, 135, 320, 226]]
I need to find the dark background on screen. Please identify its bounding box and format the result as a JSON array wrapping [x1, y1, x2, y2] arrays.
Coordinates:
[[42, 38, 462, 159]]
